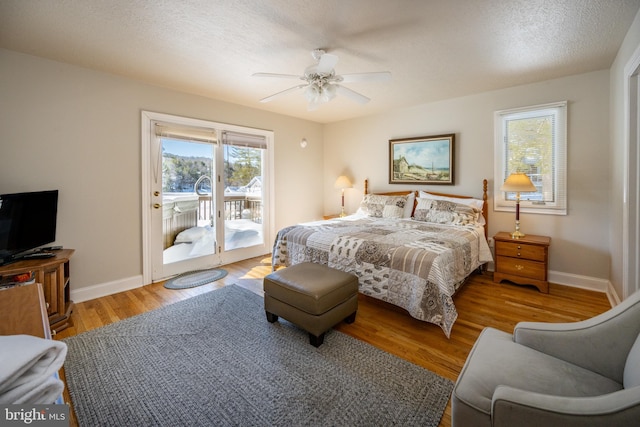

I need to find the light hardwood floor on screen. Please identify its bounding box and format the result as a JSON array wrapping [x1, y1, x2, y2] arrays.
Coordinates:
[[55, 255, 612, 427]]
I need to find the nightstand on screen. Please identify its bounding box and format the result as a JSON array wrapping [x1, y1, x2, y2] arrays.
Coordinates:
[[493, 232, 551, 293], [323, 214, 341, 220]]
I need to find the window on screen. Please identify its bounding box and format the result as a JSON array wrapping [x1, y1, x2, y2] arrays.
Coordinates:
[[494, 101, 567, 215]]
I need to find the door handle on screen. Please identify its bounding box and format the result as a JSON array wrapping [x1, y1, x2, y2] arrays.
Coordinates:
[[153, 203, 162, 209]]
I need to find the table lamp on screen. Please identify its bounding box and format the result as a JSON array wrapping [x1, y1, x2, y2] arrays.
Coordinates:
[[501, 173, 537, 239], [334, 175, 352, 217]]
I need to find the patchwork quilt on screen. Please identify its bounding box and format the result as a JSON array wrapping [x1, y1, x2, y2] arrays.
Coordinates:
[[272, 216, 493, 337]]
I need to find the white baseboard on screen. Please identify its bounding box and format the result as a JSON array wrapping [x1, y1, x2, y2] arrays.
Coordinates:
[[547, 270, 608, 292], [606, 282, 622, 306], [547, 270, 621, 307], [70, 275, 144, 303]]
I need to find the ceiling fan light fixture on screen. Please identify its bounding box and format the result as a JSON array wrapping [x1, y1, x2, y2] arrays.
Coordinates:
[[304, 83, 321, 102], [322, 84, 337, 102], [254, 49, 391, 109], [304, 80, 336, 105]]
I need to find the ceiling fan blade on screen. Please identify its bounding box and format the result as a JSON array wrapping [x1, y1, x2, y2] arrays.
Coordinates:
[[338, 72, 392, 83], [253, 72, 302, 79], [316, 53, 339, 74], [259, 84, 307, 103], [335, 85, 370, 104]]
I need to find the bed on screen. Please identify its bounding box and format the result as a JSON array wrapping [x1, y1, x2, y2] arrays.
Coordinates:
[[272, 179, 492, 337]]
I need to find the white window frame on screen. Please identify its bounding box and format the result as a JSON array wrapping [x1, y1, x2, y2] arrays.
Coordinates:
[[494, 101, 567, 216]]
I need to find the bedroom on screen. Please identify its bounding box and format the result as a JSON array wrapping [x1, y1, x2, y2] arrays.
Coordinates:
[[0, 2, 638, 304], [0, 0, 640, 424]]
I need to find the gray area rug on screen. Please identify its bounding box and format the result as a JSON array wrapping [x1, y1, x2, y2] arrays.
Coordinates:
[[163, 268, 227, 289], [63, 285, 453, 426]]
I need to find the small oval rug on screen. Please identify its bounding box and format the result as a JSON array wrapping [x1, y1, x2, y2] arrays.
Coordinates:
[[163, 268, 228, 289]]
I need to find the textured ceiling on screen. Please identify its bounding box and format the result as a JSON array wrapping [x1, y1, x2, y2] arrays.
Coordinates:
[[1, 0, 639, 123]]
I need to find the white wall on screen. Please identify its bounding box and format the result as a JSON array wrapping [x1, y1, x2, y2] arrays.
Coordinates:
[[609, 10, 640, 299], [324, 70, 611, 284], [0, 49, 324, 293]]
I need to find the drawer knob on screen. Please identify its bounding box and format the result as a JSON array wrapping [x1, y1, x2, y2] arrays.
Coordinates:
[[515, 264, 524, 270], [517, 245, 521, 249], [517, 253, 521, 257]]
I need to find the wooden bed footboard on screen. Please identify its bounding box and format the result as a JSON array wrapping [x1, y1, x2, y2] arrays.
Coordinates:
[[364, 179, 489, 239]]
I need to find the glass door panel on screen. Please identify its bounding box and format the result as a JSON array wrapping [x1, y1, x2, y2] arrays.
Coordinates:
[[155, 137, 216, 280], [222, 143, 264, 251]]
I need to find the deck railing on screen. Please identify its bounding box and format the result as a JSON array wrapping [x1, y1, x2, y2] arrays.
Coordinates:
[[198, 194, 262, 224]]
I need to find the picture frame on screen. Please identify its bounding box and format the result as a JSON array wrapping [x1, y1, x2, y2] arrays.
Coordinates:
[[389, 134, 455, 185]]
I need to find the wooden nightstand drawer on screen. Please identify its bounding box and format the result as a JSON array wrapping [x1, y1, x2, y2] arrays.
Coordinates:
[[495, 241, 546, 261], [496, 256, 546, 281]]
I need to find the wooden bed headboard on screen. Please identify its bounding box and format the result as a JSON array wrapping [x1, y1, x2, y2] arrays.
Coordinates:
[[364, 179, 489, 239]]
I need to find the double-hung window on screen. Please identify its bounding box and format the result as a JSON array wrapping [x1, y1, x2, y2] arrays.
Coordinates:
[[494, 101, 567, 215]]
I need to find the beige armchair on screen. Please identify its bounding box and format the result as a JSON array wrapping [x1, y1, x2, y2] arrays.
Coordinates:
[[452, 290, 640, 427]]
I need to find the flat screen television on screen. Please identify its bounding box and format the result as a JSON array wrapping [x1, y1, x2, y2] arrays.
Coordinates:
[[0, 190, 59, 266]]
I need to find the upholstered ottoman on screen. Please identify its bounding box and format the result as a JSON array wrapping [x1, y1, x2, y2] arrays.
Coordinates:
[[264, 262, 358, 347]]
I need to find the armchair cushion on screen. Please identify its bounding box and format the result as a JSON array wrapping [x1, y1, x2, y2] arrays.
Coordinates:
[[624, 333, 640, 388], [492, 385, 640, 427]]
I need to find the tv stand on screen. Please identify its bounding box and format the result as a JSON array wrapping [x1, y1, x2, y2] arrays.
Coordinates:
[[0, 249, 74, 334], [18, 251, 57, 260]]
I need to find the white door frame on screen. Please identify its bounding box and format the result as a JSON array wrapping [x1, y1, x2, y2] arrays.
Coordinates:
[[622, 44, 640, 299], [141, 111, 275, 285]]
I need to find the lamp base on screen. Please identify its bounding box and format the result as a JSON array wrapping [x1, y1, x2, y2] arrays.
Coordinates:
[[511, 219, 525, 239], [339, 207, 347, 217], [511, 230, 526, 239]]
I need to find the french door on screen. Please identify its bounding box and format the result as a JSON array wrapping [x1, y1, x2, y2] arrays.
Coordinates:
[[141, 111, 273, 284]]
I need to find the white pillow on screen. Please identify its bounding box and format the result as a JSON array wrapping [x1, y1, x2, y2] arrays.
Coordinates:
[[174, 226, 208, 244]]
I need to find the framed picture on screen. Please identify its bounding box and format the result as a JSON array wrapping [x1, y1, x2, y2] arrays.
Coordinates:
[[389, 134, 455, 185]]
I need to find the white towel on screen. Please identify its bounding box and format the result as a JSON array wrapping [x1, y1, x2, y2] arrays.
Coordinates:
[[0, 335, 67, 404]]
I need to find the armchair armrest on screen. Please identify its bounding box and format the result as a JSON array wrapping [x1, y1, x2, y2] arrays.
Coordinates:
[[492, 385, 640, 427], [514, 292, 640, 382]]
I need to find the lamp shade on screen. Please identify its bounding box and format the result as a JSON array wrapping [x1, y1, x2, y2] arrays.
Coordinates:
[[500, 173, 536, 193], [334, 175, 352, 189]]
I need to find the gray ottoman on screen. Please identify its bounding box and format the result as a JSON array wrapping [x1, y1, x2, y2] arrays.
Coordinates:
[[264, 262, 358, 347]]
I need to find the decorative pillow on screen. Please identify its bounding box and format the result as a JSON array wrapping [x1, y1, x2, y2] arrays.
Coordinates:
[[413, 198, 480, 225], [357, 194, 409, 219], [403, 192, 416, 218], [174, 226, 208, 244], [418, 191, 485, 224]]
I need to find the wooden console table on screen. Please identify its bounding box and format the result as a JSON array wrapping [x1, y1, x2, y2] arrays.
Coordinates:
[[0, 249, 75, 334]]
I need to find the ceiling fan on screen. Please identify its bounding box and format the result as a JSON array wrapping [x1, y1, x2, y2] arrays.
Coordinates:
[[253, 49, 391, 111]]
